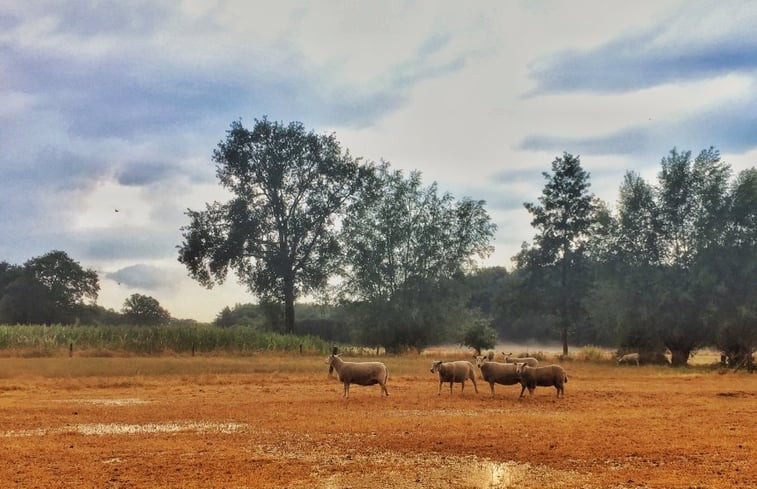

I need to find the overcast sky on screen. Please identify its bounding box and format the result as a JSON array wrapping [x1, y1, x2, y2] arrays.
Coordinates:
[[3, 1, 757, 321]]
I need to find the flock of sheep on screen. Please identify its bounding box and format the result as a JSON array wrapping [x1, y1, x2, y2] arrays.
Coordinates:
[[325, 350, 568, 399]]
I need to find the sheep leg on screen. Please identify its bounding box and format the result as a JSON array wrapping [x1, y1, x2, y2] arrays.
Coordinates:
[[438, 380, 443, 395], [470, 374, 478, 394], [488, 382, 495, 397], [449, 382, 453, 395], [380, 382, 389, 396], [519, 384, 527, 398], [460, 381, 465, 394], [343, 382, 349, 398]]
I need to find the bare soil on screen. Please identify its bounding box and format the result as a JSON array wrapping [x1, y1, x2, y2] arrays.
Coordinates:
[[0, 356, 754, 488]]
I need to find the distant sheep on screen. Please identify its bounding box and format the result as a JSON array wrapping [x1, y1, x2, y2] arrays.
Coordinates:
[[515, 363, 568, 398], [617, 353, 640, 366], [503, 352, 539, 368], [326, 353, 389, 398], [430, 361, 478, 395], [474, 355, 520, 397]]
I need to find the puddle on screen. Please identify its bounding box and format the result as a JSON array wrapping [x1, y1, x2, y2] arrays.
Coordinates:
[[481, 461, 527, 488], [0, 421, 246, 437], [56, 398, 149, 406]]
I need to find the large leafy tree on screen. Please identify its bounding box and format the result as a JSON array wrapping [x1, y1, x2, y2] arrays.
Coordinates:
[[0, 252, 99, 324], [588, 148, 744, 366], [25, 250, 100, 315], [178, 118, 365, 333], [652, 148, 731, 365], [340, 163, 496, 352], [517, 153, 594, 356], [122, 293, 171, 326]]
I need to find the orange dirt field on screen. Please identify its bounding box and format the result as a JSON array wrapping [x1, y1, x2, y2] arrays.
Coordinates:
[[0, 355, 755, 488]]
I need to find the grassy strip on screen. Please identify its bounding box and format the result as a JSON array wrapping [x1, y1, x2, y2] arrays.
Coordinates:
[[0, 324, 332, 356]]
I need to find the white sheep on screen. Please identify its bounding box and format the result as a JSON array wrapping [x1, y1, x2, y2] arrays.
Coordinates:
[[502, 352, 539, 367], [617, 352, 640, 366], [474, 355, 520, 397], [430, 360, 478, 395], [326, 353, 389, 398], [515, 363, 568, 398]]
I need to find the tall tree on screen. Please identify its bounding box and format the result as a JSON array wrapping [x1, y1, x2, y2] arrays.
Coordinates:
[[178, 118, 365, 333], [653, 148, 730, 365], [518, 152, 594, 356], [340, 163, 496, 352]]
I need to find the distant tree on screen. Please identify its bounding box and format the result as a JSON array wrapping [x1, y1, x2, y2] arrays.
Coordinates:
[[122, 293, 171, 326], [24, 250, 99, 322], [651, 148, 730, 365], [460, 317, 498, 356], [518, 153, 595, 356], [0, 274, 56, 324], [0, 252, 99, 324], [179, 118, 366, 333], [341, 163, 496, 352], [214, 306, 236, 327]]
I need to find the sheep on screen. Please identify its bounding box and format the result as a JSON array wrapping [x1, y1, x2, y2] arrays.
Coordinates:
[[430, 360, 478, 395], [326, 353, 389, 398], [515, 363, 568, 398], [474, 355, 520, 397], [617, 352, 640, 366], [502, 352, 539, 368]]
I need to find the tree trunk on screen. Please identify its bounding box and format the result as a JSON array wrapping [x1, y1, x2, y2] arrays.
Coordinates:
[[670, 348, 690, 367], [283, 276, 295, 334], [561, 323, 569, 357]]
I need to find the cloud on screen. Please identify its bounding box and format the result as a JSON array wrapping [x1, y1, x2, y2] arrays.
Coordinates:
[[528, 2, 757, 95], [518, 92, 757, 157], [106, 264, 179, 291]]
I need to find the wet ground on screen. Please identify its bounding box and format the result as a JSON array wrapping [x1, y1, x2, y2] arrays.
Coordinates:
[[0, 356, 754, 488]]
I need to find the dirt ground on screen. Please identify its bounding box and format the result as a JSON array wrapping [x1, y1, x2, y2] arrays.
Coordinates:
[[0, 355, 755, 488]]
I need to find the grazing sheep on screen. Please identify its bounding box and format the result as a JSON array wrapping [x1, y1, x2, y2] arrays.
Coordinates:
[[474, 356, 520, 397], [430, 361, 478, 395], [617, 352, 640, 366], [515, 363, 568, 398], [503, 352, 539, 368], [326, 354, 389, 398]]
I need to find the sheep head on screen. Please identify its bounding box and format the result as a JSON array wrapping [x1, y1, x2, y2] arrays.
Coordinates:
[[430, 361, 443, 373]]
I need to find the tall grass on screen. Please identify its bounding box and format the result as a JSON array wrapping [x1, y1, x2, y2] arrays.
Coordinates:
[[0, 324, 333, 356]]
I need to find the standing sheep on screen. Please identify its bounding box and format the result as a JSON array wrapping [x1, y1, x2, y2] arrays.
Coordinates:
[[515, 363, 568, 398], [617, 352, 640, 366], [503, 352, 539, 367], [430, 361, 478, 395], [326, 353, 389, 398], [474, 356, 520, 397]]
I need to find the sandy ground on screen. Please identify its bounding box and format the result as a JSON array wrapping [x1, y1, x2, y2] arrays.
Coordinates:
[[0, 356, 754, 488]]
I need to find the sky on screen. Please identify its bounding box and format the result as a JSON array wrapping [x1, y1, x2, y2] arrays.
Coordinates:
[[2, 1, 757, 321]]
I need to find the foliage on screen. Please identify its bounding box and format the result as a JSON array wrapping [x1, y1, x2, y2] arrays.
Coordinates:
[[459, 317, 498, 355], [0, 251, 99, 324], [122, 294, 171, 326], [0, 323, 331, 355], [517, 152, 595, 355], [178, 118, 366, 332], [340, 163, 496, 352]]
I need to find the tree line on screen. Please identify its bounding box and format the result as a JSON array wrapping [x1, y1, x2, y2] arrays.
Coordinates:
[[0, 251, 175, 327], [1, 118, 754, 367]]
